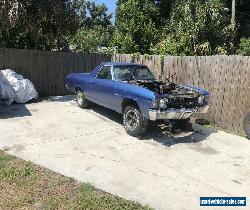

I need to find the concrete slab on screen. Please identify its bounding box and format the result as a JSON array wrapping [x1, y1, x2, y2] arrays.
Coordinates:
[[0, 96, 250, 210]]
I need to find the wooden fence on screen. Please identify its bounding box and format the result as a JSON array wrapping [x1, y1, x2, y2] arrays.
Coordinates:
[[0, 48, 249, 135], [112, 54, 250, 135], [0, 48, 111, 96]]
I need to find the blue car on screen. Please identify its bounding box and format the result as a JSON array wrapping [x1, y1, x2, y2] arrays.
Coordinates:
[[65, 62, 209, 136]]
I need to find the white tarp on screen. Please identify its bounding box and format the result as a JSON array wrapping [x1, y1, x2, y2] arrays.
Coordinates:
[[0, 69, 38, 105]]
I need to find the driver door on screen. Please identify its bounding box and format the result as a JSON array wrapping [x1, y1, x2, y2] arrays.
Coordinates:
[[90, 65, 115, 109]]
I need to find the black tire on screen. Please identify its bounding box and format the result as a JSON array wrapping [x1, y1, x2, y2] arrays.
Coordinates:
[[243, 113, 250, 139], [76, 90, 90, 109], [123, 106, 148, 136]]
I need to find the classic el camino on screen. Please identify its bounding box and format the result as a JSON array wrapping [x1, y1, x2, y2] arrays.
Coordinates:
[[65, 62, 209, 136]]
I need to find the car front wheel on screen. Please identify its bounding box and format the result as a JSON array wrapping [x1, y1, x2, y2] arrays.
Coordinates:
[[123, 106, 148, 136]]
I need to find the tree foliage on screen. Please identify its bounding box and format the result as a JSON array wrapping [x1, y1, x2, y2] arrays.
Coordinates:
[[0, 0, 113, 52], [224, 0, 250, 41], [151, 0, 233, 55], [114, 0, 250, 55], [70, 1, 113, 53], [1, 0, 250, 55], [0, 0, 78, 50], [112, 0, 160, 54], [237, 38, 250, 55]]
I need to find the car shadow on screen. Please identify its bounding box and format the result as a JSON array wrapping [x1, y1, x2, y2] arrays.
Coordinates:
[[142, 121, 217, 147], [90, 103, 123, 124], [88, 104, 217, 147], [0, 103, 32, 119]]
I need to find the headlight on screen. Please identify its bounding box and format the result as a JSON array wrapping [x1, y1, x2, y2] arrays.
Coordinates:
[[198, 95, 205, 105], [159, 99, 166, 108]]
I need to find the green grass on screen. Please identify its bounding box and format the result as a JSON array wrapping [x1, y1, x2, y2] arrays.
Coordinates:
[[0, 151, 153, 210], [72, 183, 151, 210]]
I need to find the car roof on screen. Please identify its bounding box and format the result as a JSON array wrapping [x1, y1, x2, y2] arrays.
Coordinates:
[[102, 62, 146, 67]]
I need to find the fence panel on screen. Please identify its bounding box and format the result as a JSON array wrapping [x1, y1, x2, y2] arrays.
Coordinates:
[[0, 48, 111, 96]]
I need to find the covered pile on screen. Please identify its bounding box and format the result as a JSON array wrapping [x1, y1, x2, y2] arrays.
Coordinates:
[[0, 69, 38, 105]]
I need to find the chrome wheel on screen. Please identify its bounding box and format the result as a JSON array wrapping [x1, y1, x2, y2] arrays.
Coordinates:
[[123, 106, 148, 136], [125, 109, 139, 131]]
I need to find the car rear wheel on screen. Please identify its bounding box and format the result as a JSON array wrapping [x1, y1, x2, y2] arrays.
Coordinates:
[[123, 106, 148, 136], [243, 113, 250, 139], [76, 90, 89, 109]]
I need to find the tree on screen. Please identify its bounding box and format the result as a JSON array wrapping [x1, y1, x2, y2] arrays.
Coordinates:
[[224, 0, 250, 40], [113, 0, 237, 55], [237, 38, 250, 55], [0, 0, 78, 50], [113, 0, 160, 54], [151, 0, 233, 55], [70, 1, 113, 53]]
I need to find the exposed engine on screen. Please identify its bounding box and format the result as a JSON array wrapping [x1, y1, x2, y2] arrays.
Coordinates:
[[128, 80, 176, 95], [128, 80, 201, 109]]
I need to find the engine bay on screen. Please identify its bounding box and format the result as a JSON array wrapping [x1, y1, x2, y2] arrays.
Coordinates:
[[128, 80, 197, 96], [129, 80, 175, 95], [128, 80, 200, 109]]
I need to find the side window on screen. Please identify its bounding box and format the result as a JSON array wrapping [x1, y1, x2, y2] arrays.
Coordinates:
[[96, 66, 112, 80]]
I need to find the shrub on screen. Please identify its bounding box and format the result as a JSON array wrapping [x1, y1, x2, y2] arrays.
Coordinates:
[[237, 38, 250, 56]]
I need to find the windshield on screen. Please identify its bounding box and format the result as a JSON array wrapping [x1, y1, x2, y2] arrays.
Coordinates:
[[113, 65, 155, 81]]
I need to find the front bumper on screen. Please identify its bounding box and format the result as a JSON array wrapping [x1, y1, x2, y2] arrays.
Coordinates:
[[148, 105, 209, 121]]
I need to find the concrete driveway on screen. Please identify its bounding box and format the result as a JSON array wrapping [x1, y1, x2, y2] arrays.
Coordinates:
[[0, 96, 250, 210]]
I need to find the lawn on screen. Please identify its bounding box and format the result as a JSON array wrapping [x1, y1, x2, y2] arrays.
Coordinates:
[[0, 150, 152, 210]]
